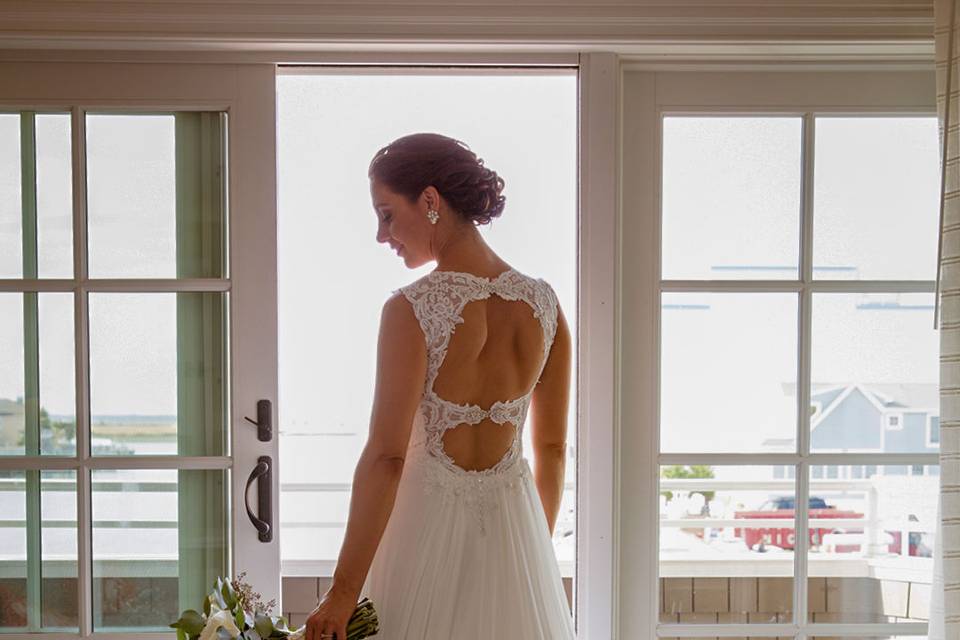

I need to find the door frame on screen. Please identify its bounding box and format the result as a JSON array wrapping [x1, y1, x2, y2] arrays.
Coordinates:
[[619, 65, 938, 639]]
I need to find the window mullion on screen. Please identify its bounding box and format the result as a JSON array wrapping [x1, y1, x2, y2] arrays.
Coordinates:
[[71, 104, 93, 638], [793, 111, 816, 634], [20, 110, 44, 633]]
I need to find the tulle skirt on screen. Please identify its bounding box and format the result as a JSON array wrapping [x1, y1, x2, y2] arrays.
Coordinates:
[[358, 442, 576, 639]]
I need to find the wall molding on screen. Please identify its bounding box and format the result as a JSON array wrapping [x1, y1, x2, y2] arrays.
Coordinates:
[[0, 0, 936, 58]]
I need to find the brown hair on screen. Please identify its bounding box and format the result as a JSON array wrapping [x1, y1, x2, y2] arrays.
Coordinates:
[[368, 133, 506, 225]]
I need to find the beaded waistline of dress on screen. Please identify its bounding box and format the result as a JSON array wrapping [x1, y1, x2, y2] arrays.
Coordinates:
[[419, 452, 531, 536]]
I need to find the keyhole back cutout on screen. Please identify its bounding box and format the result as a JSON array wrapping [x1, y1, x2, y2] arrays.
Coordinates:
[[433, 294, 546, 472]]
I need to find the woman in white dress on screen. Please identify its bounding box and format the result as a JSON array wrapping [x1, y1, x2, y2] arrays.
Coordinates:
[[304, 133, 575, 640]]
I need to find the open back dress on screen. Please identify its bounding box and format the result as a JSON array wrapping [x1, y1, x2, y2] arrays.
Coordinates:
[[357, 267, 576, 639]]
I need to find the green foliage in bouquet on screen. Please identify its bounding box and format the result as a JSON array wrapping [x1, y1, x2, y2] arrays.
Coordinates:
[[170, 572, 379, 640]]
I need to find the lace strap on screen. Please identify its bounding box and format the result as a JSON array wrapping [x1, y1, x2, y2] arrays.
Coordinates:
[[394, 273, 560, 393], [535, 279, 560, 368]]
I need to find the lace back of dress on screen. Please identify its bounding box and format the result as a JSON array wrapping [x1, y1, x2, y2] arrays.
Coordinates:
[[394, 269, 560, 476]]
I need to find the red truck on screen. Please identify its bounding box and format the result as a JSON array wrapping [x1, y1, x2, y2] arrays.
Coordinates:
[[732, 496, 929, 556], [733, 496, 862, 551]]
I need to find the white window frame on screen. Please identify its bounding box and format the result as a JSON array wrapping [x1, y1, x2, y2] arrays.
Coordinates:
[[620, 65, 939, 639], [2, 48, 943, 640], [927, 413, 941, 447], [884, 411, 905, 430]]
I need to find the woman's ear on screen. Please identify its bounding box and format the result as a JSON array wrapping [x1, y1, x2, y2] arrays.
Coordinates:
[[421, 185, 439, 210]]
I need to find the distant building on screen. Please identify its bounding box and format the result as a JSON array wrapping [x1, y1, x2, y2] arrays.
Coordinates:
[[770, 383, 940, 479]]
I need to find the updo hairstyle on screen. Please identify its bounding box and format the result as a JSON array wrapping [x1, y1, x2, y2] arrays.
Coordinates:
[[368, 133, 506, 226]]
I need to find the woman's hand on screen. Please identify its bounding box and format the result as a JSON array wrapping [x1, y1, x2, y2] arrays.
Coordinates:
[[305, 585, 356, 640]]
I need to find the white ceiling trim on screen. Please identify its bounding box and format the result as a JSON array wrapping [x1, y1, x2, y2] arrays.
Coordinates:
[[0, 0, 935, 56]]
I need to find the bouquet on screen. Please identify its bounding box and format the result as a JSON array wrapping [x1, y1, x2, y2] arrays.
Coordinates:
[[170, 572, 379, 640]]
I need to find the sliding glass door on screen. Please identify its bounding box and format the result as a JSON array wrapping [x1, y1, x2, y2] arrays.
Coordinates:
[[0, 62, 280, 636]]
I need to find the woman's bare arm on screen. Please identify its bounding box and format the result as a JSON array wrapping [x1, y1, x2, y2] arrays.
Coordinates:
[[529, 301, 572, 536], [328, 292, 427, 600]]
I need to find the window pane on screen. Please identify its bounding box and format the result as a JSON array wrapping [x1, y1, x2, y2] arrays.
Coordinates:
[[0, 293, 75, 457], [0, 294, 25, 455], [91, 468, 227, 631], [0, 469, 78, 632], [0, 114, 23, 277], [86, 113, 227, 279], [662, 117, 802, 280], [276, 72, 578, 578], [0, 113, 74, 280], [813, 117, 940, 281], [810, 293, 939, 454], [659, 465, 794, 625], [660, 292, 798, 453], [39, 293, 75, 456], [808, 464, 938, 625], [89, 292, 227, 456], [36, 114, 73, 279]]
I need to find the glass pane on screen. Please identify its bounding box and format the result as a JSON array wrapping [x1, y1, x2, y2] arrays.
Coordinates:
[[810, 293, 939, 454], [659, 465, 794, 624], [277, 72, 578, 577], [0, 294, 25, 455], [808, 464, 938, 624], [813, 117, 940, 281], [0, 113, 74, 280], [86, 113, 226, 279], [0, 469, 78, 632], [661, 292, 798, 453], [0, 292, 74, 457], [41, 470, 78, 629], [92, 468, 227, 631], [39, 294, 75, 456], [0, 114, 22, 278], [662, 117, 802, 280], [36, 114, 73, 279], [89, 292, 227, 456]]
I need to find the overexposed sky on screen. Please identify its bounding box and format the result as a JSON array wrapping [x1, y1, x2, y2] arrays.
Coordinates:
[[276, 72, 578, 482]]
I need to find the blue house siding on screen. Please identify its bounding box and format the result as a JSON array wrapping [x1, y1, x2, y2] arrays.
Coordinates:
[[771, 384, 940, 479], [884, 412, 938, 453], [812, 388, 882, 451]]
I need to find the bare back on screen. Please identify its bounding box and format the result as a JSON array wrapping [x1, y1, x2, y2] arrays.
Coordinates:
[[395, 267, 560, 475]]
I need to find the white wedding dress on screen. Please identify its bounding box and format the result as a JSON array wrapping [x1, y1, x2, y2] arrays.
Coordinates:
[[357, 267, 576, 639]]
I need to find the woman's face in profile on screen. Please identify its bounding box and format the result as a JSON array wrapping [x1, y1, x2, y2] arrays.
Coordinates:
[[370, 178, 430, 268]]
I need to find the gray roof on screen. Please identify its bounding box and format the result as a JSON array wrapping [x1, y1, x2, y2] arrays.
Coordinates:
[[781, 382, 939, 410]]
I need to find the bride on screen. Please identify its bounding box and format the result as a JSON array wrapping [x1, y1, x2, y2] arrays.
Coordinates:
[[303, 132, 575, 640]]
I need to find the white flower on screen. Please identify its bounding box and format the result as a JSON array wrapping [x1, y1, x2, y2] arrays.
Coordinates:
[[199, 603, 241, 640]]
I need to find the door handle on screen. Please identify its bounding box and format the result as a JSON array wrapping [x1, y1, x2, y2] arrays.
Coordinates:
[[244, 455, 272, 542]]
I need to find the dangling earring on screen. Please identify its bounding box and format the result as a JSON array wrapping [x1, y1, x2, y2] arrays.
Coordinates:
[[426, 208, 439, 225]]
